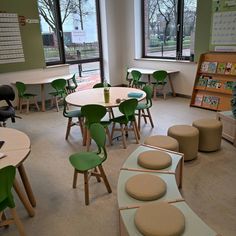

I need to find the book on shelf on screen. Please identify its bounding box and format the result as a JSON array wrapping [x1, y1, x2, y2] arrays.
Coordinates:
[[206, 77, 218, 88], [231, 63, 236, 75], [224, 81, 234, 90], [202, 95, 220, 109], [207, 62, 218, 73], [217, 62, 226, 74], [200, 61, 209, 73], [225, 62, 232, 74], [197, 76, 208, 87], [194, 94, 204, 106]]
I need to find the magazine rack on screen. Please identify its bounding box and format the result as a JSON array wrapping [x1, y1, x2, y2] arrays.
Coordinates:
[[190, 52, 236, 111]]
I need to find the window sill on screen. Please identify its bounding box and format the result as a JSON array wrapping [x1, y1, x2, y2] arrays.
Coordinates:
[[135, 58, 197, 64], [45, 64, 70, 69]]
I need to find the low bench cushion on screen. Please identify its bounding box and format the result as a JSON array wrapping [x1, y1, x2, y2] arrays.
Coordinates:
[[135, 202, 185, 236], [125, 174, 166, 201], [138, 150, 172, 170]]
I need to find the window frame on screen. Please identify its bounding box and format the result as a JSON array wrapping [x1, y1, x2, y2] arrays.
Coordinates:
[[39, 0, 104, 79], [141, 0, 194, 61]]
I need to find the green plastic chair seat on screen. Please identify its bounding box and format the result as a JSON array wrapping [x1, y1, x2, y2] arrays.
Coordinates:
[[66, 74, 78, 92], [111, 115, 135, 125], [20, 93, 37, 98], [70, 152, 104, 172], [136, 103, 149, 110], [93, 82, 111, 88], [49, 90, 66, 97]]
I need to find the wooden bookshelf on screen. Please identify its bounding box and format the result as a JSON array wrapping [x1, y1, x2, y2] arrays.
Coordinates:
[[190, 52, 236, 111]]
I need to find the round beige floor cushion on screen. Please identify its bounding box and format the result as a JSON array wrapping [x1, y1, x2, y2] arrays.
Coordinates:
[[144, 135, 179, 152], [135, 202, 185, 236], [125, 174, 166, 201], [138, 150, 172, 170]]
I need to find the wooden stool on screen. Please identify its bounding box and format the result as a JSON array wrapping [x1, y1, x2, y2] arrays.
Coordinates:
[[168, 125, 199, 161], [192, 118, 222, 152], [144, 135, 179, 152]]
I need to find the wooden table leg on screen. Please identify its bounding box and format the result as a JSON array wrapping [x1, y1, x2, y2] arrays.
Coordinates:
[[41, 84, 46, 112], [18, 164, 36, 207], [168, 74, 176, 97], [13, 179, 35, 217]]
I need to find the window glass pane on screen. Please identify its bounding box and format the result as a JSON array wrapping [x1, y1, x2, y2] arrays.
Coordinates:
[[59, 0, 100, 62], [182, 0, 197, 58], [38, 0, 61, 63], [144, 0, 177, 58]]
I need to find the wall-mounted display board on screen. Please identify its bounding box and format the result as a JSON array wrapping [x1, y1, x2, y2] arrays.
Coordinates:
[[0, 0, 45, 73], [0, 13, 25, 64], [211, 0, 236, 52], [190, 52, 236, 111]]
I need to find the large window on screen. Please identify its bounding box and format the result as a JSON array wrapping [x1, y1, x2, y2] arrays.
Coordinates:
[[142, 0, 197, 60], [38, 0, 103, 78]]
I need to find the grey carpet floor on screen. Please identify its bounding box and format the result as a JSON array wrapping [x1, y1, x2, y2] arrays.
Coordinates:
[[1, 97, 236, 236]]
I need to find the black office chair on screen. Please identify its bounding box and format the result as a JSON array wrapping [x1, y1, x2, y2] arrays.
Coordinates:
[[0, 85, 16, 127]]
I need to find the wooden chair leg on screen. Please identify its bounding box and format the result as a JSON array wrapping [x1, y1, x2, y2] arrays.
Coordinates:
[[82, 127, 88, 146], [105, 127, 112, 146], [1, 211, 9, 228], [132, 121, 140, 143], [133, 118, 140, 140], [55, 97, 59, 112], [34, 97, 40, 111], [111, 122, 116, 140], [138, 110, 141, 131], [98, 165, 112, 193], [66, 118, 72, 140], [94, 167, 101, 182], [10, 208, 26, 236], [86, 130, 91, 151], [72, 169, 78, 188], [84, 171, 89, 205], [147, 108, 154, 128], [26, 100, 29, 113], [78, 117, 84, 137], [120, 124, 127, 149], [153, 85, 157, 100], [19, 99, 22, 113], [142, 109, 147, 123]]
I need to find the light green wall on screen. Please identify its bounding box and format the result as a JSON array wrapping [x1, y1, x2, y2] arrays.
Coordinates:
[[0, 0, 45, 73], [194, 0, 212, 62]]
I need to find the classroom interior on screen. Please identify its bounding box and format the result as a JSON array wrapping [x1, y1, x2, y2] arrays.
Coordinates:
[[0, 0, 236, 236]]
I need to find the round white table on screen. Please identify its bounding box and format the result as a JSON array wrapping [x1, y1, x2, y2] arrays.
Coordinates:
[[65, 87, 146, 107], [0, 127, 35, 217]]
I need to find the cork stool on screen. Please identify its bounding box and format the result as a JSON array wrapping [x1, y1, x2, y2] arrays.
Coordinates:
[[168, 125, 199, 161], [144, 135, 179, 152], [192, 118, 222, 152]]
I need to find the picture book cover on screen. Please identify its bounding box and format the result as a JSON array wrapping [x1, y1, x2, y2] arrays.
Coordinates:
[[206, 78, 218, 88], [224, 81, 234, 90], [217, 62, 226, 74], [225, 62, 232, 74], [197, 76, 208, 87], [231, 63, 236, 75], [200, 61, 209, 73], [194, 94, 204, 106], [207, 62, 218, 73], [202, 95, 220, 109]]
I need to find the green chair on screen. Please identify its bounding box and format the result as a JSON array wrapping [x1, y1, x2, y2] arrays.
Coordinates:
[[152, 70, 168, 100], [15, 81, 39, 113], [93, 82, 111, 88], [131, 70, 147, 88], [135, 85, 154, 130], [66, 74, 78, 93], [0, 166, 26, 235], [49, 78, 67, 112], [110, 98, 139, 149], [63, 99, 84, 140], [81, 104, 112, 151], [69, 123, 112, 205]]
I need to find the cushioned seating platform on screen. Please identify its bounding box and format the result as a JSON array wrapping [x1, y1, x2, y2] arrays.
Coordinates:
[[134, 202, 185, 236], [192, 118, 222, 152], [138, 150, 172, 170], [144, 135, 179, 152], [168, 125, 199, 161], [125, 174, 166, 201]]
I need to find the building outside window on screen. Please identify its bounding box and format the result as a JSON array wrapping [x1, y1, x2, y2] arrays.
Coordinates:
[[142, 0, 197, 61]]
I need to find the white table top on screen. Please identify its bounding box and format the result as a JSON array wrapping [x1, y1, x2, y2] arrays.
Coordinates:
[[0, 127, 31, 168], [12, 74, 74, 85], [127, 67, 179, 75], [66, 87, 146, 108]]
